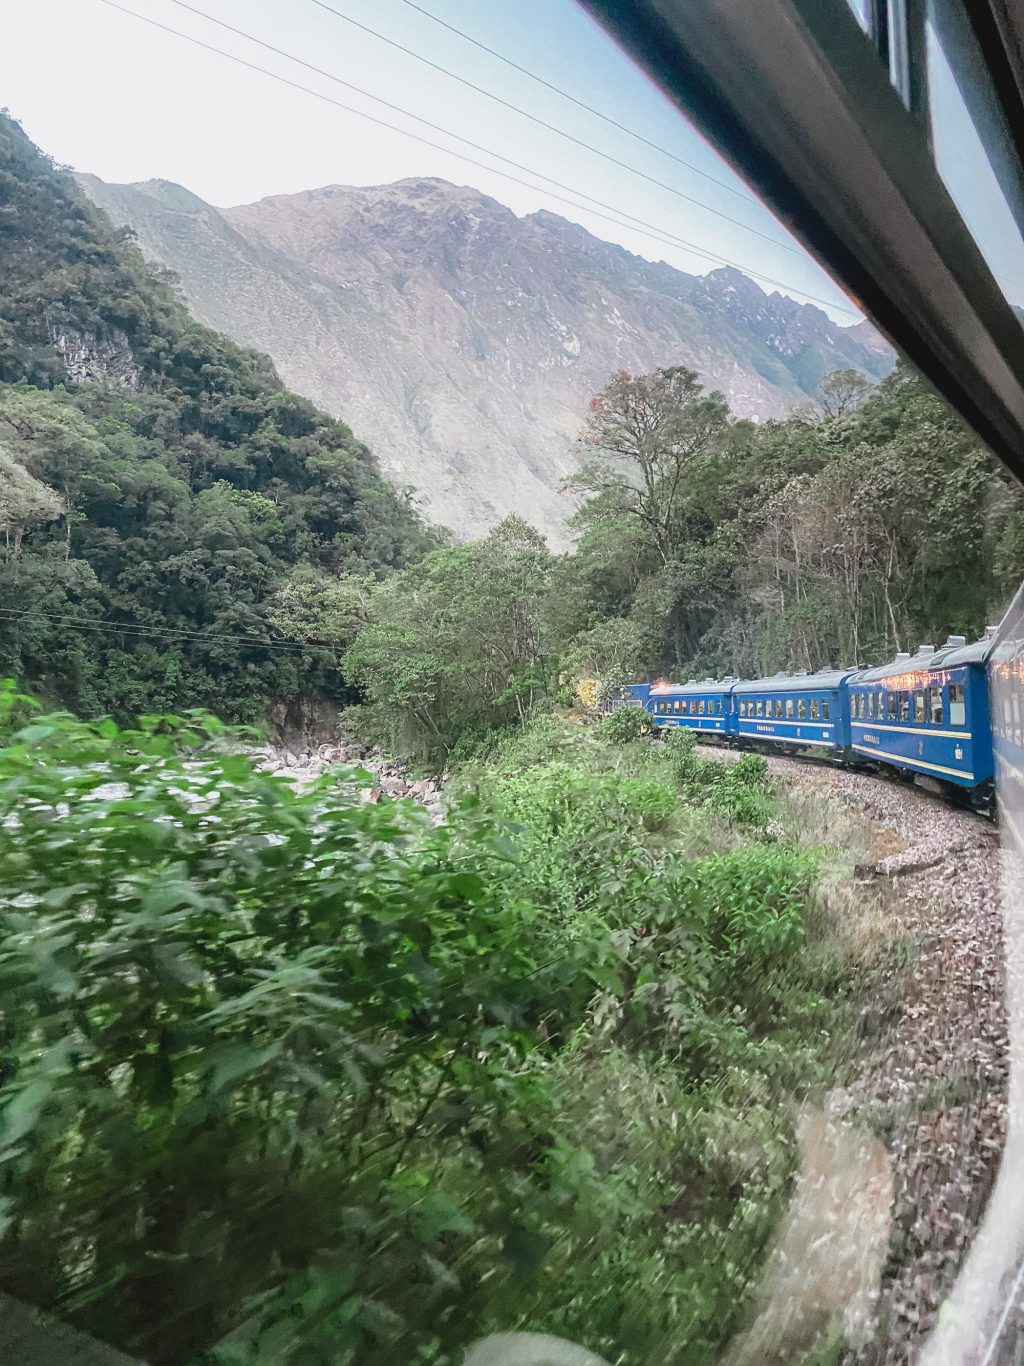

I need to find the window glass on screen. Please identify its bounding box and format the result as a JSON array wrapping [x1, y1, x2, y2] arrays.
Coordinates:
[[900, 692, 911, 722], [914, 691, 926, 723], [699, 700, 706, 715], [822, 697, 831, 721], [774, 699, 784, 719], [931, 688, 945, 725], [810, 697, 820, 721], [717, 699, 723, 715], [949, 683, 966, 727], [785, 698, 794, 718], [797, 698, 807, 719]]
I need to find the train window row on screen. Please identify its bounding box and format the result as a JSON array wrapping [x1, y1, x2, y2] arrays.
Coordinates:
[[652, 698, 724, 715], [851, 684, 965, 727], [738, 697, 831, 721]]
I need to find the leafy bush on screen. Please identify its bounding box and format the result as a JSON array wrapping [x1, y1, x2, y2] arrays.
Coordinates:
[[598, 703, 650, 743], [0, 694, 841, 1365]]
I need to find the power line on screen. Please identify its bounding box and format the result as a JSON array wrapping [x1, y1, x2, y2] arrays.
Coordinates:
[[298, 0, 802, 258], [394, 0, 759, 208], [94, 0, 858, 317], [0, 607, 330, 653], [164, 0, 806, 280]]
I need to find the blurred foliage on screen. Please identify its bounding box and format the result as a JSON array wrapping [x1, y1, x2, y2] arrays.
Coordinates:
[[0, 691, 848, 1365]]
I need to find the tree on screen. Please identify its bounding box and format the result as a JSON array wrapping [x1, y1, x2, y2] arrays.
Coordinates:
[[343, 517, 554, 756], [0, 443, 62, 556], [809, 367, 873, 420], [564, 367, 731, 564]]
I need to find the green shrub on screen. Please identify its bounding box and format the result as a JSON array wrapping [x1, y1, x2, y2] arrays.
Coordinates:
[[0, 690, 841, 1366], [599, 704, 650, 743]]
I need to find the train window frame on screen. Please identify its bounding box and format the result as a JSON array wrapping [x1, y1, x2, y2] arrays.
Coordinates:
[[930, 686, 944, 724], [775, 699, 784, 719], [797, 698, 807, 719], [949, 682, 966, 726], [914, 690, 926, 723], [822, 697, 831, 720], [810, 697, 820, 720], [756, 700, 764, 717], [785, 698, 795, 718]]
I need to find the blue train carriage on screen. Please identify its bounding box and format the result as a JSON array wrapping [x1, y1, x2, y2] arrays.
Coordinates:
[[732, 668, 855, 754], [648, 678, 734, 736], [848, 631, 997, 803], [605, 681, 652, 711]]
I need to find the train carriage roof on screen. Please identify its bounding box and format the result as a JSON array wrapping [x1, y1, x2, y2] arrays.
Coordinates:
[[853, 630, 998, 683], [732, 668, 858, 694], [649, 678, 735, 696]]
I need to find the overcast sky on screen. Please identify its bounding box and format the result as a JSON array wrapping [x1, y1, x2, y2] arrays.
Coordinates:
[[3, 0, 1023, 322]]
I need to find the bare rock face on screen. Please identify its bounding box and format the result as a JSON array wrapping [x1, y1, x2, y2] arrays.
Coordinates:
[[78, 174, 893, 545], [47, 322, 142, 389]]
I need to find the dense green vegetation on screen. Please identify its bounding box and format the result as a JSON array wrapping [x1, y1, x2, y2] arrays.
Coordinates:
[[330, 362, 1024, 760], [0, 111, 437, 722], [0, 687, 854, 1365]]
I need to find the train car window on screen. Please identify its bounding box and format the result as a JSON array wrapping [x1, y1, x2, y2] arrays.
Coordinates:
[[930, 687, 945, 724], [914, 690, 926, 723], [949, 683, 966, 726], [775, 699, 784, 719], [717, 700, 723, 715], [785, 699, 795, 718], [900, 692, 911, 721], [810, 697, 820, 720], [822, 697, 831, 721], [797, 698, 807, 719]]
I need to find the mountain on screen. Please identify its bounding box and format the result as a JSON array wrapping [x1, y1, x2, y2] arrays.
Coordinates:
[[78, 175, 894, 544]]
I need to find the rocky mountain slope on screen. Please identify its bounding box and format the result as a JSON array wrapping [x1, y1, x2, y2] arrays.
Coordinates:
[[80, 174, 893, 543]]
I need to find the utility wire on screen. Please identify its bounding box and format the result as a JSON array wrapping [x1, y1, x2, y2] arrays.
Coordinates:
[[165, 0, 805, 279], [299, 0, 801, 257], [394, 0, 759, 207], [0, 607, 329, 653], [94, 0, 857, 317]]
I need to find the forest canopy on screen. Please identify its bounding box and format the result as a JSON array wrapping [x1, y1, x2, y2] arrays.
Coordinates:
[[0, 110, 438, 720]]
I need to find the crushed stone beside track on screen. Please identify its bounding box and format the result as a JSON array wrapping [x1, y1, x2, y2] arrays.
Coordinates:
[[702, 746, 1009, 1363]]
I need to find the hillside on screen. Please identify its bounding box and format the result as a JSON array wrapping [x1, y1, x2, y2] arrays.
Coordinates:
[[79, 174, 894, 543], [0, 112, 435, 720]]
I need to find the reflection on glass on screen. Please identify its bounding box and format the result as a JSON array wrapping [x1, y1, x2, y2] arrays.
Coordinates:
[[844, 0, 872, 35], [926, 16, 1024, 320]]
